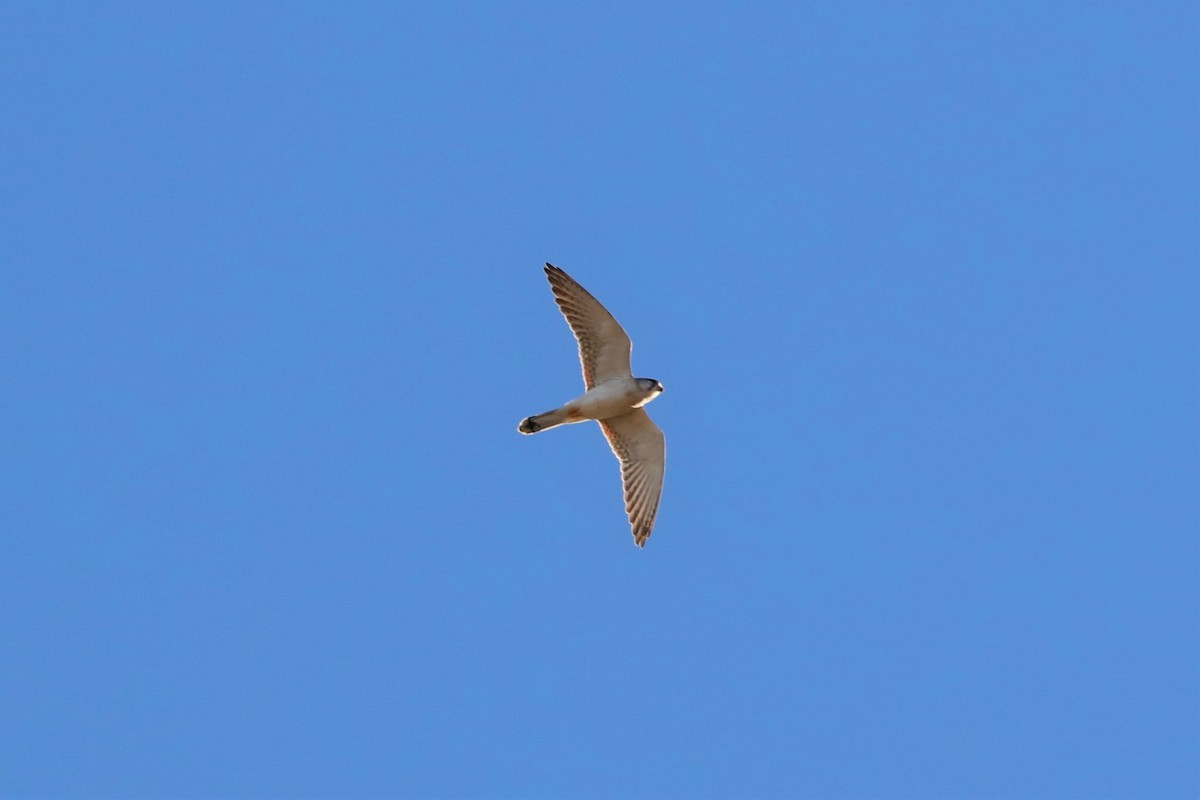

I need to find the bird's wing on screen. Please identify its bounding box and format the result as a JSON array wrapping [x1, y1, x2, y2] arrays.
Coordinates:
[[599, 409, 666, 547], [544, 263, 633, 388]]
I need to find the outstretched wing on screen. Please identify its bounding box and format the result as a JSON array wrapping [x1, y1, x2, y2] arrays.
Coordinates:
[[599, 409, 666, 547], [544, 263, 633, 388]]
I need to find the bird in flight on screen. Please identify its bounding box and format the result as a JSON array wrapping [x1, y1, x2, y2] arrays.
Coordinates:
[[518, 263, 666, 547]]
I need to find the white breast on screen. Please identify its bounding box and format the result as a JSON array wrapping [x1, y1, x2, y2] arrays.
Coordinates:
[[568, 379, 641, 421]]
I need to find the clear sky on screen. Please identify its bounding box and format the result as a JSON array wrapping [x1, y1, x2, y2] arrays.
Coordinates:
[[2, 2, 1197, 798]]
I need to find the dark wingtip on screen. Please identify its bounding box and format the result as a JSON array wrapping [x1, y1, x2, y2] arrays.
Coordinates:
[[544, 263, 566, 290]]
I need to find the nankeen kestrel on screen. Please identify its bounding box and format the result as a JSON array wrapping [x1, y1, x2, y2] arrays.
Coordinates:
[[518, 264, 666, 547]]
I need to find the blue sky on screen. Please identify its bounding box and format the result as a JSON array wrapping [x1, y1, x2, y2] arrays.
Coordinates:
[[1, 2, 1197, 798]]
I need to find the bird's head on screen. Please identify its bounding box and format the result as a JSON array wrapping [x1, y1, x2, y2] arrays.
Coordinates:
[[635, 378, 665, 402]]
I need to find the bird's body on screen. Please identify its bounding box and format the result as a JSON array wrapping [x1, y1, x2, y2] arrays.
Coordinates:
[[518, 264, 666, 547], [519, 377, 663, 434]]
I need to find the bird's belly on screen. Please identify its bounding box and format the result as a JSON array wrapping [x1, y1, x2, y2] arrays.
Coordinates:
[[566, 382, 639, 420]]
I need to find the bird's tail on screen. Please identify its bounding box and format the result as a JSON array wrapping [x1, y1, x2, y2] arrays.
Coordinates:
[[518, 408, 570, 435]]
